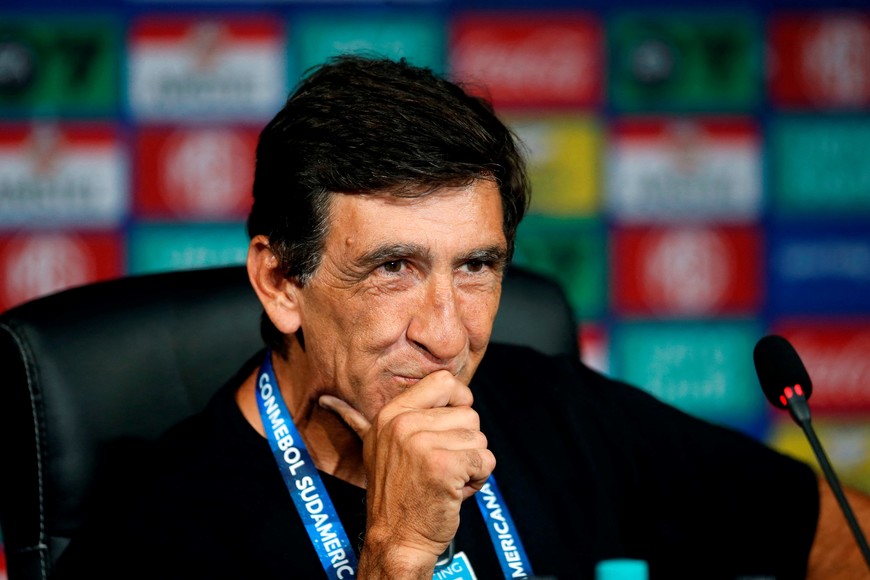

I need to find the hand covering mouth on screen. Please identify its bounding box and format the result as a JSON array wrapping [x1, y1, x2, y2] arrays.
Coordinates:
[[391, 365, 462, 382]]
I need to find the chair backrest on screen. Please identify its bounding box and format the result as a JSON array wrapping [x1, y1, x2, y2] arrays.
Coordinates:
[[0, 264, 576, 580]]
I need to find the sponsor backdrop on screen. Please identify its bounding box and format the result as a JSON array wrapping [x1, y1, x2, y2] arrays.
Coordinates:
[[2, 0, 870, 566]]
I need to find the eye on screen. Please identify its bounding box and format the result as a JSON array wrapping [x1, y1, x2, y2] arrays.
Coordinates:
[[380, 260, 405, 274], [462, 260, 486, 273]]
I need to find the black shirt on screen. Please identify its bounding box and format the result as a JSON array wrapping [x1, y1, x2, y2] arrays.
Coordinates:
[[54, 343, 819, 579]]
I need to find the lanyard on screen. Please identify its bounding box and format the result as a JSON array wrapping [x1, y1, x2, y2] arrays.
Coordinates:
[[256, 351, 534, 579], [475, 477, 534, 578], [257, 352, 358, 579]]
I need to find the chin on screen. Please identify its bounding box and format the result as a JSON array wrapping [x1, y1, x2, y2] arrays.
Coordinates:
[[357, 379, 406, 417]]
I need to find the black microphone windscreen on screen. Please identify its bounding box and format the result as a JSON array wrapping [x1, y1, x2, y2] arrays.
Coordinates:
[[753, 334, 813, 409]]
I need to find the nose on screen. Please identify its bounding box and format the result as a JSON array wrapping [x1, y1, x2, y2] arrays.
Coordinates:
[[407, 275, 467, 365]]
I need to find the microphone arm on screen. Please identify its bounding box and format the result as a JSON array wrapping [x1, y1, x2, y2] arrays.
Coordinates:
[[783, 388, 870, 568]]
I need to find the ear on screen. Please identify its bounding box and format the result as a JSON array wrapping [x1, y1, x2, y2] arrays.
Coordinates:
[[247, 235, 302, 335]]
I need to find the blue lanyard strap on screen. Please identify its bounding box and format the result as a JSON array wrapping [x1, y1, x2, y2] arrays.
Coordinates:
[[256, 352, 359, 579], [256, 351, 533, 579], [475, 476, 534, 578]]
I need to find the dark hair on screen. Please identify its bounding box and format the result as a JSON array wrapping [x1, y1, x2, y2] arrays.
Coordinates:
[[247, 55, 530, 354]]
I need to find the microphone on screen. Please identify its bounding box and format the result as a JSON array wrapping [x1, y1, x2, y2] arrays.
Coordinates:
[[754, 335, 870, 569], [754, 334, 813, 422]]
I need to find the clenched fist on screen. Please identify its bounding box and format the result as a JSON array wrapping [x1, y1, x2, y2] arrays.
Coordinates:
[[320, 369, 495, 579]]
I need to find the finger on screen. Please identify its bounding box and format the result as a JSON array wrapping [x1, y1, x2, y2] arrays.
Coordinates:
[[408, 428, 488, 453], [389, 406, 481, 435], [389, 370, 474, 413], [319, 395, 372, 438], [426, 447, 495, 499], [463, 449, 496, 499]]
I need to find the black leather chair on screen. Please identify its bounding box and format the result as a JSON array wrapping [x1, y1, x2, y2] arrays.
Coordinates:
[[0, 264, 576, 580]]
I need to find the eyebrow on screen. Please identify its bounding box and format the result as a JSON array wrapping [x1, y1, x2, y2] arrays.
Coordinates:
[[354, 243, 430, 271], [459, 245, 509, 272], [353, 243, 508, 272]]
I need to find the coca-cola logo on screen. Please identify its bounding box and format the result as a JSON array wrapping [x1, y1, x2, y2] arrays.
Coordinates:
[[3, 234, 92, 308], [789, 331, 870, 409], [453, 26, 596, 101], [642, 229, 731, 314], [161, 129, 253, 217], [803, 18, 870, 106]]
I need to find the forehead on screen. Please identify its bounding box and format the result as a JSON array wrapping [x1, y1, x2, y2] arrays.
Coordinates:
[[324, 181, 506, 252]]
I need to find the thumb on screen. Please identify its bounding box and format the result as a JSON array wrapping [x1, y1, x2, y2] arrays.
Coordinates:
[[319, 395, 371, 439]]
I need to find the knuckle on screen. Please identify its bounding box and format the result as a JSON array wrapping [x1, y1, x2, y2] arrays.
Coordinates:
[[459, 407, 480, 429], [466, 449, 483, 471], [406, 430, 431, 455], [389, 411, 417, 437], [459, 428, 486, 447], [480, 449, 497, 473], [374, 410, 393, 433], [457, 383, 474, 405]]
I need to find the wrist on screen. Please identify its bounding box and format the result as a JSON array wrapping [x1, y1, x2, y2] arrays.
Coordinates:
[[357, 527, 441, 579]]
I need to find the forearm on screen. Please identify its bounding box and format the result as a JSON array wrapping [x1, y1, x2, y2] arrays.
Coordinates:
[[808, 478, 870, 579]]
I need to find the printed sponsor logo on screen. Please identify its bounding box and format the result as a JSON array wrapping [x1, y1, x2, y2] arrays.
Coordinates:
[[0, 232, 121, 312], [777, 240, 870, 282], [508, 115, 600, 216], [613, 226, 761, 316], [136, 126, 257, 219], [804, 17, 870, 105], [612, 321, 767, 437], [607, 117, 761, 222], [0, 17, 119, 114], [294, 13, 445, 75], [128, 223, 247, 275], [128, 16, 286, 120], [0, 123, 127, 226], [770, 14, 870, 108], [771, 118, 870, 213], [773, 323, 870, 413], [450, 14, 602, 108], [609, 12, 760, 110], [644, 229, 730, 312], [769, 418, 870, 495], [514, 216, 607, 319], [769, 226, 870, 314]]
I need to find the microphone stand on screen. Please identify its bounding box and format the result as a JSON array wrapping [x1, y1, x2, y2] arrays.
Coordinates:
[[786, 392, 870, 569]]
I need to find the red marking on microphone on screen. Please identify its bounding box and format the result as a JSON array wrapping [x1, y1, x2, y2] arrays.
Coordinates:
[[784, 386, 794, 399], [795, 384, 804, 397], [780, 395, 788, 406]]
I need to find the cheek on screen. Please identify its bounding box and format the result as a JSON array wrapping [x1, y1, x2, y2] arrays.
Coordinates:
[[461, 291, 501, 345], [351, 294, 419, 349]]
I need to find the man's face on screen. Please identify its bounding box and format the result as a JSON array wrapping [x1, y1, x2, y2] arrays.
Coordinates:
[[293, 180, 507, 420]]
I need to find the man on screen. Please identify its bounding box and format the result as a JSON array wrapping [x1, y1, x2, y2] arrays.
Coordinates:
[[55, 56, 868, 579]]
